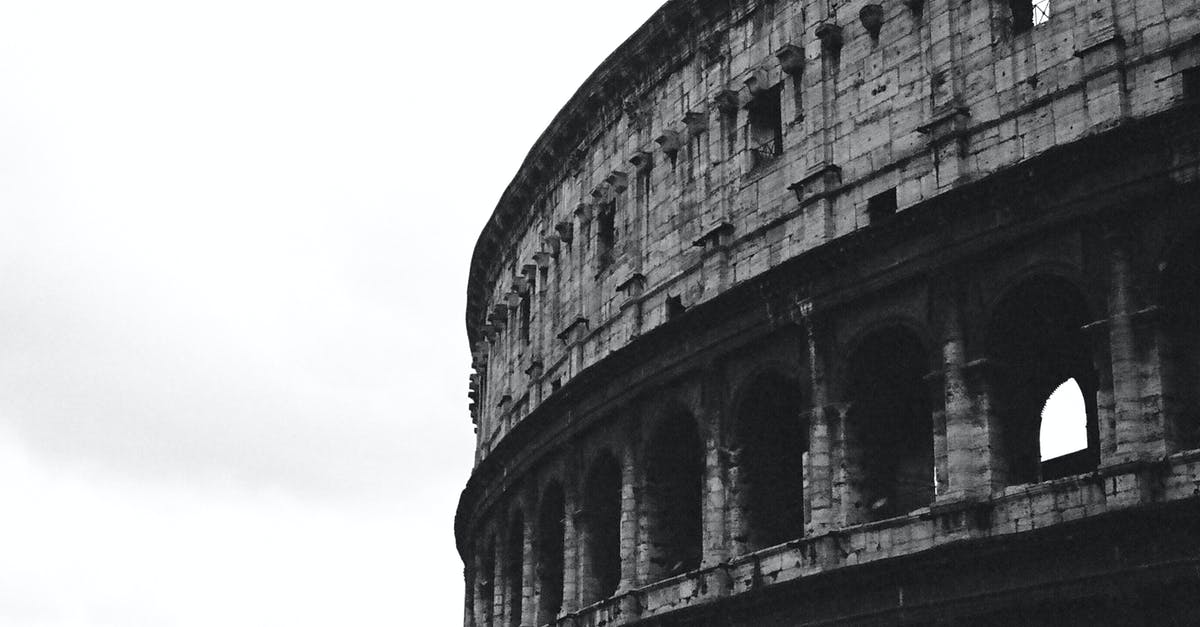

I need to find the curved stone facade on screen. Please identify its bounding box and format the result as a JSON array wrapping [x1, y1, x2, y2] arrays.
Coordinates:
[[459, 0, 1200, 624]]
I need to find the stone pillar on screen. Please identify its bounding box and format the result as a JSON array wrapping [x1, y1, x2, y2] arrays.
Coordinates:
[[559, 487, 580, 617], [1105, 230, 1166, 463], [925, 370, 950, 497], [700, 366, 730, 567], [493, 540, 506, 627], [617, 443, 640, 592], [828, 403, 856, 526], [940, 285, 1003, 498], [520, 515, 536, 627], [804, 313, 835, 535], [464, 563, 476, 627], [473, 548, 488, 627]]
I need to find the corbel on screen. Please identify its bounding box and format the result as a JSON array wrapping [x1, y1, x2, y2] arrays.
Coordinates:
[[556, 316, 591, 344], [533, 252, 552, 269], [606, 170, 629, 193], [692, 222, 735, 249], [524, 359, 544, 378], [542, 234, 562, 256], [859, 4, 884, 40], [504, 290, 522, 308], [683, 110, 708, 136], [743, 67, 770, 101], [655, 130, 683, 159], [815, 22, 844, 59], [554, 221, 574, 244], [775, 44, 806, 76], [713, 89, 740, 115], [574, 202, 594, 223], [630, 150, 654, 172]]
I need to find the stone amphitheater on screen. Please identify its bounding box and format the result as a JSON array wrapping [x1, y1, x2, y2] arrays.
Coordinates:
[[457, 0, 1200, 624]]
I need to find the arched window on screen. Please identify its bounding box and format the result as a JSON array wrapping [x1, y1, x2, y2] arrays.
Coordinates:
[[989, 275, 1099, 484], [579, 453, 621, 605], [844, 327, 935, 522], [535, 483, 565, 624], [1162, 234, 1200, 450], [732, 372, 806, 551], [505, 512, 525, 627], [644, 410, 703, 581]]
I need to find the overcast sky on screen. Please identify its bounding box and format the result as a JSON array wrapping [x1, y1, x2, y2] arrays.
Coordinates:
[[0, 2, 662, 625]]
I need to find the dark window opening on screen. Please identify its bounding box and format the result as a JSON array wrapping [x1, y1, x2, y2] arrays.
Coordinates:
[[988, 276, 1099, 484], [597, 201, 616, 271], [535, 484, 565, 624], [1011, 0, 1048, 32], [1184, 67, 1200, 102], [644, 411, 703, 582], [722, 109, 738, 159], [747, 85, 784, 168], [733, 373, 807, 551], [666, 295, 686, 320], [519, 293, 531, 344], [635, 169, 651, 215], [580, 454, 622, 605], [867, 188, 898, 224], [550, 378, 562, 393], [1163, 233, 1200, 450], [505, 513, 524, 627], [791, 80, 804, 122], [845, 328, 935, 522]]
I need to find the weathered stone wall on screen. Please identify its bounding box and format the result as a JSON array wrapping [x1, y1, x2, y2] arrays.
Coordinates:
[[460, 0, 1200, 624]]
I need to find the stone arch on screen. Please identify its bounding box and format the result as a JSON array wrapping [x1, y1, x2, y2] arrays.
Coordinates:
[[728, 368, 807, 551], [842, 325, 936, 522], [1160, 230, 1200, 450], [578, 449, 622, 605], [535, 481, 565, 624], [503, 509, 525, 627], [987, 273, 1099, 484], [643, 405, 704, 582]]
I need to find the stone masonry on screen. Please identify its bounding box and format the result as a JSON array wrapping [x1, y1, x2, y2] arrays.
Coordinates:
[[458, 0, 1200, 624]]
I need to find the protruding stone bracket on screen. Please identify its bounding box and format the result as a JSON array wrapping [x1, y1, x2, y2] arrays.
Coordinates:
[[606, 170, 629, 193], [590, 183, 613, 203], [788, 163, 843, 206], [815, 22, 844, 59], [524, 359, 544, 378], [574, 202, 594, 223], [742, 67, 771, 103], [917, 105, 971, 145], [859, 4, 884, 40], [556, 315, 591, 344], [656, 130, 683, 158], [497, 393, 512, 409], [775, 43, 806, 76], [630, 150, 654, 172], [683, 110, 708, 136], [533, 251, 552, 268], [521, 263, 538, 280], [904, 0, 925, 16], [713, 89, 740, 115], [616, 272, 647, 297], [555, 221, 574, 244], [692, 222, 735, 249], [512, 274, 530, 294], [1074, 34, 1127, 75], [504, 290, 522, 308]]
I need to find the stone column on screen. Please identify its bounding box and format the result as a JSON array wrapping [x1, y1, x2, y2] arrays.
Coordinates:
[[520, 514, 536, 627], [1105, 229, 1164, 463], [940, 284, 1003, 498], [700, 366, 730, 567], [828, 403, 855, 526], [473, 548, 488, 627], [493, 540, 506, 627], [617, 443, 640, 592], [464, 563, 476, 627], [559, 485, 580, 617], [804, 313, 835, 535]]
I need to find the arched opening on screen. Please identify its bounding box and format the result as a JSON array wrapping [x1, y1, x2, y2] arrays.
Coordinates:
[[844, 327, 935, 522], [732, 372, 807, 551], [535, 483, 564, 624], [478, 538, 496, 627], [505, 512, 525, 627], [1163, 234, 1200, 450], [644, 410, 703, 581], [579, 452, 621, 605], [989, 275, 1099, 484]]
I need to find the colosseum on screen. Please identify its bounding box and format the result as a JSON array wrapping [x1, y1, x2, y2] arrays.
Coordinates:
[[457, 0, 1200, 624]]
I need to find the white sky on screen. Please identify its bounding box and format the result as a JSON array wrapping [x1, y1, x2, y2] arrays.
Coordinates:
[[0, 2, 663, 625]]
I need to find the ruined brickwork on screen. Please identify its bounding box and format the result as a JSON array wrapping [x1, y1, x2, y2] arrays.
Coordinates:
[[458, 0, 1200, 624]]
